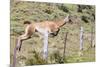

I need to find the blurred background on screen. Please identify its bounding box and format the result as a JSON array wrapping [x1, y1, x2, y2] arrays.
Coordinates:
[[10, 1, 95, 66]]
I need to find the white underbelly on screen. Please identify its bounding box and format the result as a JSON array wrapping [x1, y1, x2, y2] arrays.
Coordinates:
[[35, 26, 48, 34]]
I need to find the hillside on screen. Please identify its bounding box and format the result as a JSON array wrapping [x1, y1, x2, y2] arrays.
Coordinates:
[[10, 1, 95, 66]]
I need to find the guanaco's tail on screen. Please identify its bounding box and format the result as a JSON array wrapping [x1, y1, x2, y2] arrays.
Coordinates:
[[24, 21, 31, 25]]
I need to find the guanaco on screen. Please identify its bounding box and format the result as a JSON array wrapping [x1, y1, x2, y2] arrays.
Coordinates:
[[16, 15, 69, 51]]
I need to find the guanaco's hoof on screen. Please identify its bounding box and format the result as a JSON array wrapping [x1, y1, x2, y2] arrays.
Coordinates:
[[16, 46, 21, 51]]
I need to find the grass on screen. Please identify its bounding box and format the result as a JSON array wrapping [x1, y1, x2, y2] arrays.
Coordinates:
[[10, 1, 95, 66]]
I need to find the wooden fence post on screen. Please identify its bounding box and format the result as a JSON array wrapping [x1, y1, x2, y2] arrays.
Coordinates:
[[63, 32, 68, 60], [80, 27, 84, 51], [12, 45, 17, 67], [43, 31, 48, 60], [90, 22, 94, 47]]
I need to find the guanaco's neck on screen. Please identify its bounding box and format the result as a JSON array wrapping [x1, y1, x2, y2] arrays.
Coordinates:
[[56, 15, 69, 28], [56, 20, 66, 28]]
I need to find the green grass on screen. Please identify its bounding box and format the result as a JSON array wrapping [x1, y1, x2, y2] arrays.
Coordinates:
[[10, 1, 95, 66]]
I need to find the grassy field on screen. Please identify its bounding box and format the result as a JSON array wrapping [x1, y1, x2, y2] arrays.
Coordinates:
[[10, 1, 95, 66]]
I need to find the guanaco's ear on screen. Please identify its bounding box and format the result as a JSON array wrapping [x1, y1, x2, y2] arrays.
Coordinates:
[[23, 21, 31, 24]]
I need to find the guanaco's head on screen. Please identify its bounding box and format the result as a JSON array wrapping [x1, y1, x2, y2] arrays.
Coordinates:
[[64, 14, 70, 23]]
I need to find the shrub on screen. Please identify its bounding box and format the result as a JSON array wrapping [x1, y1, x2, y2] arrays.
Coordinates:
[[57, 4, 69, 13], [81, 15, 89, 23], [50, 50, 64, 64], [25, 50, 47, 65]]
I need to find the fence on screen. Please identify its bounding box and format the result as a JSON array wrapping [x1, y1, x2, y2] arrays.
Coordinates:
[[12, 25, 95, 67], [80, 27, 84, 51]]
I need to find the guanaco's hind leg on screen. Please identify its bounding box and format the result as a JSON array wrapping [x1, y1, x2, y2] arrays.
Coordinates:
[[17, 34, 30, 51], [16, 26, 33, 51], [16, 34, 31, 51]]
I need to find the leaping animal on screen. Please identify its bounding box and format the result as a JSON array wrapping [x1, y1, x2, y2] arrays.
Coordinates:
[[16, 15, 70, 51]]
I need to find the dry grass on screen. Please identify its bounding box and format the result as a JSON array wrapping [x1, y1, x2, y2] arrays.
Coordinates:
[[10, 1, 95, 66]]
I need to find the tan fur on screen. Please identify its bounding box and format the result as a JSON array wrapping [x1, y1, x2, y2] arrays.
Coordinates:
[[16, 15, 69, 51]]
